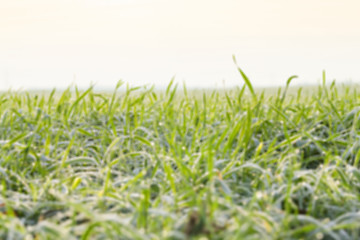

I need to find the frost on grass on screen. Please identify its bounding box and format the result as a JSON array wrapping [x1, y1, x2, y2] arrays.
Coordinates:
[[1, 81, 360, 239]]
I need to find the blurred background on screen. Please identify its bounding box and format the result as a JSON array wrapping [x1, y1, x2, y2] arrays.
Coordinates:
[[1, 0, 359, 90]]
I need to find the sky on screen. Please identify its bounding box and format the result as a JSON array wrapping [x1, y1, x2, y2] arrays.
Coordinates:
[[0, 0, 360, 90]]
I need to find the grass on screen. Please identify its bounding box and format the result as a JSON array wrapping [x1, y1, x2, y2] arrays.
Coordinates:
[[1, 72, 360, 239]]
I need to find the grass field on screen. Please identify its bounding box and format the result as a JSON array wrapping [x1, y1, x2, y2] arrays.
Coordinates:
[[2, 68, 360, 239]]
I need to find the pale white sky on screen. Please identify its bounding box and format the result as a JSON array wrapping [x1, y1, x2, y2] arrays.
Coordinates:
[[1, 0, 359, 90]]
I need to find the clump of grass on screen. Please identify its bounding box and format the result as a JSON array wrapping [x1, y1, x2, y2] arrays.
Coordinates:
[[1, 73, 360, 239]]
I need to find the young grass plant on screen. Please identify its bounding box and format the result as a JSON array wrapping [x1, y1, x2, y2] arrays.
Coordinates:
[[1, 72, 360, 239]]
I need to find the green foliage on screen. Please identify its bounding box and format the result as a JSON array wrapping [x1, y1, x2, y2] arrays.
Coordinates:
[[1, 79, 360, 239]]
